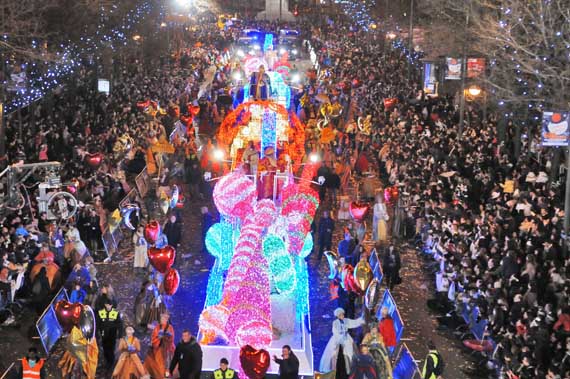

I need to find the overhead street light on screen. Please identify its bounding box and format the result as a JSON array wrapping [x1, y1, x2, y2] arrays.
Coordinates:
[[467, 85, 482, 97]]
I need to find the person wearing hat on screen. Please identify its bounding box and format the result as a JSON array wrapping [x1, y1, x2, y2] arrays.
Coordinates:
[[213, 358, 239, 379], [257, 146, 278, 199], [17, 347, 46, 379], [319, 308, 365, 377]]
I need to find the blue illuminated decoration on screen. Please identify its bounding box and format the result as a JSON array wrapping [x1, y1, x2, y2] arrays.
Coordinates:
[[263, 33, 274, 52], [267, 71, 292, 109], [261, 108, 277, 158], [294, 256, 309, 320], [204, 261, 225, 307], [4, 1, 153, 113], [204, 216, 240, 307]]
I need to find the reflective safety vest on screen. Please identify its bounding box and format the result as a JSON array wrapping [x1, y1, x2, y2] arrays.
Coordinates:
[[22, 358, 44, 379], [421, 351, 439, 379], [214, 368, 235, 379], [98, 308, 119, 321]]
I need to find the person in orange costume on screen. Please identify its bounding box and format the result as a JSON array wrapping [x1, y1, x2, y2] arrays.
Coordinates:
[[112, 326, 149, 379], [144, 313, 175, 379]]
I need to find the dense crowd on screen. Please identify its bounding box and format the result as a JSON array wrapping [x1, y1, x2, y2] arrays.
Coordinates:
[[0, 7, 568, 379], [295, 19, 569, 379]]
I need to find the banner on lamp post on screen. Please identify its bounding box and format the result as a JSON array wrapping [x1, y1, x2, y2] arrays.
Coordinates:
[[467, 58, 485, 78], [423, 62, 437, 94], [541, 111, 570, 147], [445, 58, 462, 80]]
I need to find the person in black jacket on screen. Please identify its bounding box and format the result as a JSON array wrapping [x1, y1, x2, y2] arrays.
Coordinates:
[[168, 330, 203, 379], [273, 345, 299, 379], [382, 245, 401, 291], [163, 215, 182, 248]]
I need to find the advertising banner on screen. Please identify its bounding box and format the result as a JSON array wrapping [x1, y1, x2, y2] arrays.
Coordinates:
[[445, 58, 462, 80], [542, 111, 570, 147], [423, 62, 437, 93], [467, 58, 485, 78]]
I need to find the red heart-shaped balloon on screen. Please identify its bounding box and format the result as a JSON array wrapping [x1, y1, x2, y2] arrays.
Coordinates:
[[84, 153, 103, 168], [147, 245, 176, 273], [349, 202, 370, 222], [54, 300, 83, 333], [384, 97, 398, 111], [239, 345, 271, 379], [144, 221, 161, 245], [164, 268, 180, 295]]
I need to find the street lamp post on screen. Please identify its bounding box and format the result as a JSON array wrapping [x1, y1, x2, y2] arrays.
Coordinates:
[[458, 2, 470, 137], [407, 0, 414, 82]]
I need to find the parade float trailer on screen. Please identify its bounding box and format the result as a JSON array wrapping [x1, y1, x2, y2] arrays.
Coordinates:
[[197, 67, 317, 376]]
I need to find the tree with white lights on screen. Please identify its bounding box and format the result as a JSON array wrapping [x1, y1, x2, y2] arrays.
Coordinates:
[[430, 0, 570, 110]]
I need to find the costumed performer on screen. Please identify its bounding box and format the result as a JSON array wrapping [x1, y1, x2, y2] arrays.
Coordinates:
[[249, 65, 271, 100], [361, 324, 393, 379], [144, 313, 175, 379], [112, 326, 149, 379], [258, 146, 278, 199], [349, 344, 377, 379], [241, 141, 259, 177], [319, 308, 365, 378], [372, 195, 389, 243]]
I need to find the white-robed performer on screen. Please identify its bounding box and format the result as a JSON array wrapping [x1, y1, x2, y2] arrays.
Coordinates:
[[319, 308, 365, 374], [372, 195, 389, 243]]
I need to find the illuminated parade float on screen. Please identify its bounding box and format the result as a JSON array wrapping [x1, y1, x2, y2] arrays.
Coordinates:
[[197, 40, 317, 376]]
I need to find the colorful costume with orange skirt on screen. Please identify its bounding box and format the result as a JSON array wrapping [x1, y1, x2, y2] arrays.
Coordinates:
[[112, 336, 148, 379], [143, 323, 175, 379]]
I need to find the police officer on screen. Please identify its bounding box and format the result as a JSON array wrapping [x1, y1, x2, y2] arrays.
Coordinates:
[[97, 299, 123, 369], [422, 341, 444, 379], [213, 358, 239, 379], [18, 347, 46, 379]]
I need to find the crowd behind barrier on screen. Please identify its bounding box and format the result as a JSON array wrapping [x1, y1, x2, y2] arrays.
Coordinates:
[[1, 6, 565, 379]]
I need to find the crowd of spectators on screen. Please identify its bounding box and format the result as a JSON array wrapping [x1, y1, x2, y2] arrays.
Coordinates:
[[1, 8, 568, 379], [292, 18, 569, 379]]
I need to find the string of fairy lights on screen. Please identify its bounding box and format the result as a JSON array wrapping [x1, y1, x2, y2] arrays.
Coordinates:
[[3, 1, 153, 114], [333, 0, 422, 68]]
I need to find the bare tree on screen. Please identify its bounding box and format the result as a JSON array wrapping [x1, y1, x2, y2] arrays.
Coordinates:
[[0, 0, 62, 60], [429, 0, 570, 109]]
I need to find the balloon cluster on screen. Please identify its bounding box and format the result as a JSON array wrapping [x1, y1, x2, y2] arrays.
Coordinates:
[[54, 300, 96, 339], [144, 220, 179, 295], [325, 252, 378, 308]]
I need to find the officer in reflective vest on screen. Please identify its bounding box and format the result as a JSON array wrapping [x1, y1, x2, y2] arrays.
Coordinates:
[[422, 341, 443, 379], [97, 300, 123, 369], [18, 347, 46, 379], [213, 358, 239, 379]]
